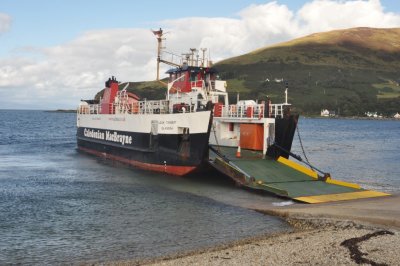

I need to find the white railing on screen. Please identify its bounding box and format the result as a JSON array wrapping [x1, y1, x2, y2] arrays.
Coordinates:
[[137, 100, 169, 114], [271, 103, 291, 118], [77, 104, 101, 114], [77, 99, 291, 118], [77, 100, 170, 115], [213, 103, 291, 119]]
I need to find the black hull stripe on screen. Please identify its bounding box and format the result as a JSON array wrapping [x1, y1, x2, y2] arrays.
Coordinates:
[[77, 128, 211, 167], [77, 136, 156, 152], [78, 146, 197, 176]]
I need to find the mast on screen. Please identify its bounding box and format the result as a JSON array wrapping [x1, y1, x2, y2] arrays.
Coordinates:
[[190, 48, 197, 66], [285, 82, 288, 104], [200, 48, 207, 67], [152, 28, 181, 81], [152, 28, 163, 81]]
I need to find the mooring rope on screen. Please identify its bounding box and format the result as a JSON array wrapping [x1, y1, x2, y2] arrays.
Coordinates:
[[295, 118, 314, 171], [212, 122, 222, 153]]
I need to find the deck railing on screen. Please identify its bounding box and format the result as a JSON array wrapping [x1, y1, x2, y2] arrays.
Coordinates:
[[213, 103, 291, 119], [77, 104, 101, 114], [271, 103, 291, 118], [78, 98, 291, 118], [77, 100, 171, 115]]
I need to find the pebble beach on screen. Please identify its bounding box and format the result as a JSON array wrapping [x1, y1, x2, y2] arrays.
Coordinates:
[[147, 223, 399, 266], [110, 194, 400, 266]]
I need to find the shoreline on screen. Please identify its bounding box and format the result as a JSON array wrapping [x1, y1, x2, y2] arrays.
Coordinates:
[[143, 220, 399, 266], [302, 115, 400, 121], [45, 109, 76, 113], [264, 193, 400, 230], [107, 194, 400, 265]]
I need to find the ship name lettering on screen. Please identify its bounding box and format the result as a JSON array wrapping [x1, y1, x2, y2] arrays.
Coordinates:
[[84, 128, 105, 140], [83, 128, 132, 146], [105, 131, 132, 145]]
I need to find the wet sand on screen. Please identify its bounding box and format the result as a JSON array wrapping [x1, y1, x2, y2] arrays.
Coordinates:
[[128, 194, 400, 266], [262, 193, 400, 229]]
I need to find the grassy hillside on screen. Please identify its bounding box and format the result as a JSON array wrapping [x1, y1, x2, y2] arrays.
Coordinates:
[[94, 80, 167, 101], [95, 27, 400, 116], [216, 27, 400, 116]]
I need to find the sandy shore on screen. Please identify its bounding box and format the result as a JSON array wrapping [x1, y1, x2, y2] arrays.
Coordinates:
[[109, 194, 400, 266], [146, 225, 398, 265]]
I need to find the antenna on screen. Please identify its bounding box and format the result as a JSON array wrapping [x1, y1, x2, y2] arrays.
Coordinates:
[[200, 48, 207, 67], [285, 82, 289, 104], [181, 53, 191, 66], [208, 48, 212, 67], [152, 28, 180, 80], [190, 48, 197, 66], [152, 28, 164, 81]]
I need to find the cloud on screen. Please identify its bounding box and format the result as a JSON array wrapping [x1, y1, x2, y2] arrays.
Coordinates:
[[0, 13, 12, 34], [1, 0, 400, 109], [297, 0, 400, 34], [0, 28, 158, 109]]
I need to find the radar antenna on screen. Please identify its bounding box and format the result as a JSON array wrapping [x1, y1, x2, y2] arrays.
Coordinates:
[[200, 48, 207, 67], [152, 28, 181, 80]]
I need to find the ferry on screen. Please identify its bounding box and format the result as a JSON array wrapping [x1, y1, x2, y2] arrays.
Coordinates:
[[77, 28, 390, 203], [76, 28, 295, 176]]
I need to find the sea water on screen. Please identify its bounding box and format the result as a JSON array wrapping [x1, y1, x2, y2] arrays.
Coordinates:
[[0, 110, 399, 264], [0, 110, 289, 264], [291, 117, 400, 193]]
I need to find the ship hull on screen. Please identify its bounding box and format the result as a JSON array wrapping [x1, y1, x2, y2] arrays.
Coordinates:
[[76, 111, 212, 176]]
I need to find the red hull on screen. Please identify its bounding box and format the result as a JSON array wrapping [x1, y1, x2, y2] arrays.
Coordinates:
[[78, 146, 197, 176]]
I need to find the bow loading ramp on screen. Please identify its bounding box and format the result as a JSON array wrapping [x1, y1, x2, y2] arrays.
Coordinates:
[[208, 145, 390, 203]]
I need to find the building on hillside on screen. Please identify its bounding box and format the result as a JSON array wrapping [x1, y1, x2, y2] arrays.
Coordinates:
[[321, 109, 330, 117], [365, 111, 378, 118]]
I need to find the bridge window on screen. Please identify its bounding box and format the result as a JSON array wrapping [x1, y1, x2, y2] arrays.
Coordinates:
[[218, 95, 225, 104], [190, 72, 197, 81]]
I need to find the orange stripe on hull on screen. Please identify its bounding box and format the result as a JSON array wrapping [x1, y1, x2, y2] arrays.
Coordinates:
[[78, 146, 196, 176]]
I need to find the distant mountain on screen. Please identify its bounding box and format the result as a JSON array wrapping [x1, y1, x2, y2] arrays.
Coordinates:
[[96, 27, 400, 116], [216, 27, 400, 116]]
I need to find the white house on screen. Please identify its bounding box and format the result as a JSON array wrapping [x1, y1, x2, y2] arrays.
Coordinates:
[[321, 109, 330, 117]]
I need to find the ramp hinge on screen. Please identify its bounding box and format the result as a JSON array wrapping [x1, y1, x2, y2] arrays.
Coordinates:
[[318, 173, 331, 181]]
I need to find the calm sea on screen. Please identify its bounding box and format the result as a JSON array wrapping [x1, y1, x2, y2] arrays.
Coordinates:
[[0, 110, 399, 264], [291, 117, 400, 193]]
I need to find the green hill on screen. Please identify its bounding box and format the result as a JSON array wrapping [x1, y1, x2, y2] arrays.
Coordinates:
[[216, 27, 400, 116], [96, 27, 400, 116], [94, 80, 167, 101]]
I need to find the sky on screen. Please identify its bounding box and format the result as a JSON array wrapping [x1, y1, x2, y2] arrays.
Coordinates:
[[0, 0, 399, 109]]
